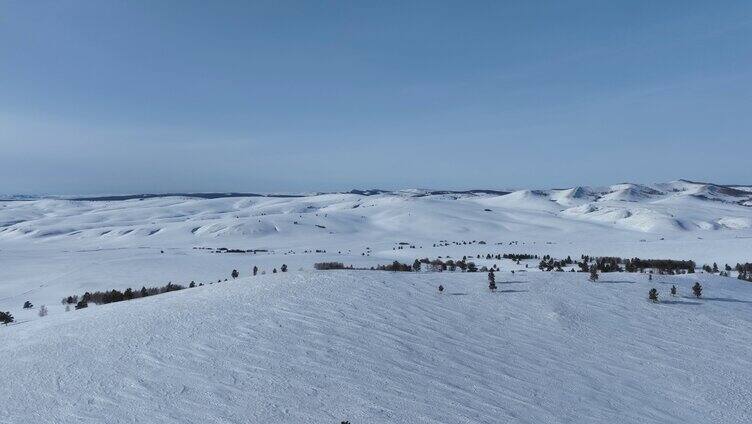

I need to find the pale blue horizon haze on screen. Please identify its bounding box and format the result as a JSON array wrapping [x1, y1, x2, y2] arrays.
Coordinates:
[[1, 1, 751, 195]]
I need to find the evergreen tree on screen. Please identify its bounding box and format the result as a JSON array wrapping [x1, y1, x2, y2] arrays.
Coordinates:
[[488, 270, 497, 291], [75, 299, 88, 310], [413, 259, 421, 272], [0, 311, 13, 325], [438, 284, 444, 293], [273, 268, 277, 274], [692, 282, 703, 298], [38, 305, 48, 317], [253, 266, 258, 276], [231, 269, 239, 279], [670, 285, 677, 297], [281, 264, 288, 272], [23, 301, 33, 309], [648, 288, 659, 302], [589, 265, 599, 282]]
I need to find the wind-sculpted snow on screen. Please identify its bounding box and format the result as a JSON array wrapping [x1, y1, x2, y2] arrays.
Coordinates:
[[1, 271, 751, 423], [0, 181, 749, 246]]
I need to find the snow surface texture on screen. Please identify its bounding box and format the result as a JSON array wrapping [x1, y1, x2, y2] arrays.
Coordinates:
[[1, 271, 751, 423]]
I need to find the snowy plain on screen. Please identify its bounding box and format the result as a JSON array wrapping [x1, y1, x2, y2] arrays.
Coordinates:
[[1, 179, 752, 423]]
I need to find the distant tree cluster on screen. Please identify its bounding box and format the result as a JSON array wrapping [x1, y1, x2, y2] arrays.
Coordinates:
[[433, 239, 487, 248], [623, 258, 696, 274], [314, 262, 350, 270], [735, 263, 752, 282], [195, 247, 268, 254], [63, 282, 186, 307], [376, 261, 414, 272], [537, 255, 697, 274], [502, 253, 539, 261], [397, 257, 479, 272], [539, 255, 575, 272]]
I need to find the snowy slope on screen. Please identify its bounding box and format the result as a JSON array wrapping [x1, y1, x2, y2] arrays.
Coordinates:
[[2, 270, 751, 423]]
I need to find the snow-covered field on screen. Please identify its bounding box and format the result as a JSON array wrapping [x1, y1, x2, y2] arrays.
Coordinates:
[[2, 179, 751, 313], [2, 271, 751, 423], [1, 179, 752, 423]]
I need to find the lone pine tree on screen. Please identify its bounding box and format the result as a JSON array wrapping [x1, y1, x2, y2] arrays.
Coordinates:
[[488, 270, 497, 291], [648, 288, 659, 302], [670, 285, 677, 297], [692, 282, 703, 298], [0, 311, 13, 325], [589, 265, 599, 282]]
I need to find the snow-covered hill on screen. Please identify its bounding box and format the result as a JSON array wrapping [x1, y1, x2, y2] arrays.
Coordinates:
[[2, 271, 751, 423], [1, 180, 750, 245], [2, 180, 752, 423], [1, 179, 751, 314]]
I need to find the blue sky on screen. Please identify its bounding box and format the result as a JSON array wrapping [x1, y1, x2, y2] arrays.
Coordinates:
[[1, 1, 750, 194]]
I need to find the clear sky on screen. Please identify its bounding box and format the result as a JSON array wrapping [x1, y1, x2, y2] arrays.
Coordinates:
[[1, 1, 750, 194]]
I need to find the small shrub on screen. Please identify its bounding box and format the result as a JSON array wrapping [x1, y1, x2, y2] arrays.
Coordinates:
[[648, 288, 659, 302], [23, 301, 33, 309], [0, 311, 13, 325]]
